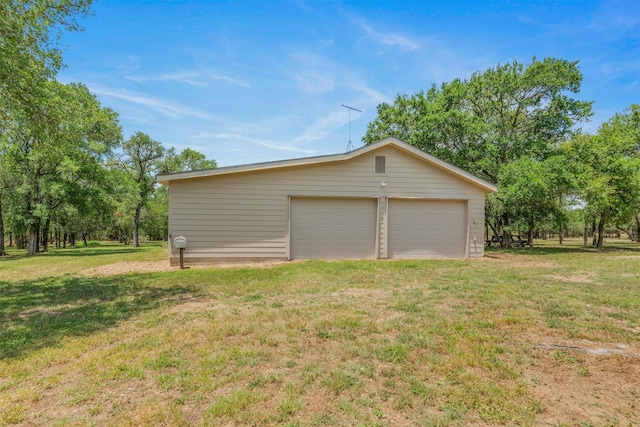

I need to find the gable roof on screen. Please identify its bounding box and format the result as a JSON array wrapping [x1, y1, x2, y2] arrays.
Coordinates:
[[156, 137, 497, 193]]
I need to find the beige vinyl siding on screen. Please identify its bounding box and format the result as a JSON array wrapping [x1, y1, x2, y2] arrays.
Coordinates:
[[167, 145, 487, 263]]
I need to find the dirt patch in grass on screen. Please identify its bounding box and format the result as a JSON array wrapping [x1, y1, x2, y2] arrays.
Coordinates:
[[534, 341, 640, 358], [17, 304, 77, 320], [164, 295, 226, 315], [80, 259, 289, 277], [544, 273, 595, 284], [80, 260, 179, 276], [330, 287, 393, 300], [78, 253, 565, 279], [525, 339, 640, 426], [484, 252, 560, 269], [79, 255, 562, 278]]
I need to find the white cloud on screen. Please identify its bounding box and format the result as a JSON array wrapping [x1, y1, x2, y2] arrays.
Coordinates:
[[287, 51, 336, 94], [189, 132, 320, 155], [203, 70, 252, 88], [599, 60, 640, 80], [295, 70, 335, 94], [345, 78, 388, 106], [124, 69, 252, 89], [89, 86, 214, 120], [585, 1, 640, 33], [125, 71, 207, 86], [117, 55, 141, 74], [293, 109, 348, 144], [353, 17, 421, 52]]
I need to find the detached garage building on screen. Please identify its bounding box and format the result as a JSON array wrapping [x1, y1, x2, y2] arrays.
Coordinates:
[[156, 137, 496, 265]]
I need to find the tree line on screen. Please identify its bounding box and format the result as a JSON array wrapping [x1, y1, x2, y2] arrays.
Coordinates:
[[364, 57, 640, 248], [0, 1, 216, 256], [3, 3, 638, 255]]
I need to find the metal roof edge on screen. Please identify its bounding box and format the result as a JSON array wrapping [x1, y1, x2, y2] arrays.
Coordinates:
[[155, 141, 379, 184]]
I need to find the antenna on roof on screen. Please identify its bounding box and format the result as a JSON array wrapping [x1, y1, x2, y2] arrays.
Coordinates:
[[342, 104, 362, 152]]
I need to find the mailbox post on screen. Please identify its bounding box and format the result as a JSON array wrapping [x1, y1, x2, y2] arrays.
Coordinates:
[[173, 236, 187, 269]]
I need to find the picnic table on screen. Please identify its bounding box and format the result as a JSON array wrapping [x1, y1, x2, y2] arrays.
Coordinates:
[[486, 235, 527, 247], [511, 235, 527, 247], [486, 235, 503, 247]]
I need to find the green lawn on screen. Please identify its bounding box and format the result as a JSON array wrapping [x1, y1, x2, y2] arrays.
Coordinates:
[[0, 239, 639, 426]]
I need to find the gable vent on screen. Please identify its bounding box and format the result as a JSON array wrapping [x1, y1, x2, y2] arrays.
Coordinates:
[[375, 156, 386, 174]]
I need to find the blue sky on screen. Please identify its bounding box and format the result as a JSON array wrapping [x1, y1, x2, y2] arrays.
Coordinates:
[[59, 1, 640, 167]]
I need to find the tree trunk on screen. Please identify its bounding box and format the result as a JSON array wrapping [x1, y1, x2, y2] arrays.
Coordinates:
[[616, 225, 635, 241], [501, 213, 512, 248], [133, 202, 143, 247], [487, 221, 500, 238], [558, 221, 564, 245], [597, 212, 606, 249], [527, 219, 534, 248], [0, 195, 6, 256], [27, 226, 39, 256], [42, 218, 50, 252]]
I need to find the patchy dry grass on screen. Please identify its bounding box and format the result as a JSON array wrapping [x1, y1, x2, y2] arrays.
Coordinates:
[[0, 238, 639, 426], [0, 241, 166, 281]]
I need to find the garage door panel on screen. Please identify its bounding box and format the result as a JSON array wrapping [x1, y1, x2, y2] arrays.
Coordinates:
[[389, 199, 467, 259], [290, 198, 376, 259]]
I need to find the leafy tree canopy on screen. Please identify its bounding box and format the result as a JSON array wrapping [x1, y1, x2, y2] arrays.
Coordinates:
[[364, 57, 593, 183], [0, 0, 92, 122], [160, 147, 218, 174], [564, 105, 640, 247]]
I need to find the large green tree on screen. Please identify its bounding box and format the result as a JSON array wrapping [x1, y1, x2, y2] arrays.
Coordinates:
[[2, 81, 120, 255], [139, 147, 217, 241], [113, 142, 217, 246], [1, 0, 94, 254], [0, 140, 13, 256], [118, 132, 166, 247], [565, 105, 640, 248], [364, 57, 592, 246], [497, 154, 574, 246]]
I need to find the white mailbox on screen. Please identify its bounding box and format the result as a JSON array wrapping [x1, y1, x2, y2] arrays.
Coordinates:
[[174, 236, 187, 249]]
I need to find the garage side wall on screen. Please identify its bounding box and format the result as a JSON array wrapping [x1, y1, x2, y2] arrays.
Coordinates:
[[167, 146, 487, 264]]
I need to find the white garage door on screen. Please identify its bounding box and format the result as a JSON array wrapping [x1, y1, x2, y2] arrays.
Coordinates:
[[290, 198, 377, 259], [388, 199, 467, 259]]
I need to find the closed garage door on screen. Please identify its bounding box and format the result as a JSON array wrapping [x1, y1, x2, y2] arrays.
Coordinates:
[[388, 199, 467, 259], [290, 198, 377, 259]]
